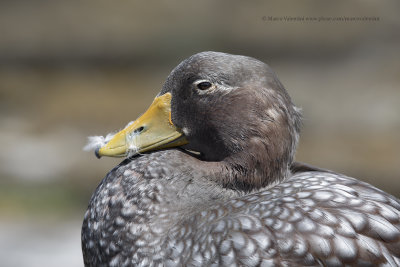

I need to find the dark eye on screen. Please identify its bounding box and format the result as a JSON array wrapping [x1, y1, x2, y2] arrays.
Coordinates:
[[197, 81, 212, 90]]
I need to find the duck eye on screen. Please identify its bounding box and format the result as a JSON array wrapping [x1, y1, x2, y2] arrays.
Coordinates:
[[197, 81, 212, 90]]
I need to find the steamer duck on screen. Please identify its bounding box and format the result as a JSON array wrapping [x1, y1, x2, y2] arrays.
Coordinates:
[[82, 52, 400, 266]]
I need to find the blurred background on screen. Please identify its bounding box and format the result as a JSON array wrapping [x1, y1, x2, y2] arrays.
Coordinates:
[[0, 1, 399, 266]]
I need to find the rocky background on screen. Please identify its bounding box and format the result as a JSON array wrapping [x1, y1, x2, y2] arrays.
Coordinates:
[[0, 1, 399, 266]]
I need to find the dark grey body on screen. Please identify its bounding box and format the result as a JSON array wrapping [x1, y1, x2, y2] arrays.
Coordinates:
[[82, 150, 400, 266]]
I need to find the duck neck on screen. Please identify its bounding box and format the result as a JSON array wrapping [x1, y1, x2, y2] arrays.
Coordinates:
[[204, 149, 290, 193]]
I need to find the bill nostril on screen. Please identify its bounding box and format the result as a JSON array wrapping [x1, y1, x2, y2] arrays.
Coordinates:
[[134, 126, 145, 134]]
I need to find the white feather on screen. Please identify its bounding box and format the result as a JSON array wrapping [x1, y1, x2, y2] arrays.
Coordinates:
[[126, 130, 140, 157], [83, 132, 116, 151], [83, 120, 141, 157]]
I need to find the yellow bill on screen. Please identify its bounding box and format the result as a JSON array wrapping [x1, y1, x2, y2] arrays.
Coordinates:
[[97, 93, 188, 158]]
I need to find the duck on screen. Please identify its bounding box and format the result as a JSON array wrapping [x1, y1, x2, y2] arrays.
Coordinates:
[[82, 51, 400, 266]]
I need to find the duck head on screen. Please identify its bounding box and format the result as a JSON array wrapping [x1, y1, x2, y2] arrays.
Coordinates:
[[96, 51, 302, 190]]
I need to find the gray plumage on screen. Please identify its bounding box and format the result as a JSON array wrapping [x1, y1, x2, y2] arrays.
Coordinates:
[[82, 52, 400, 266]]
